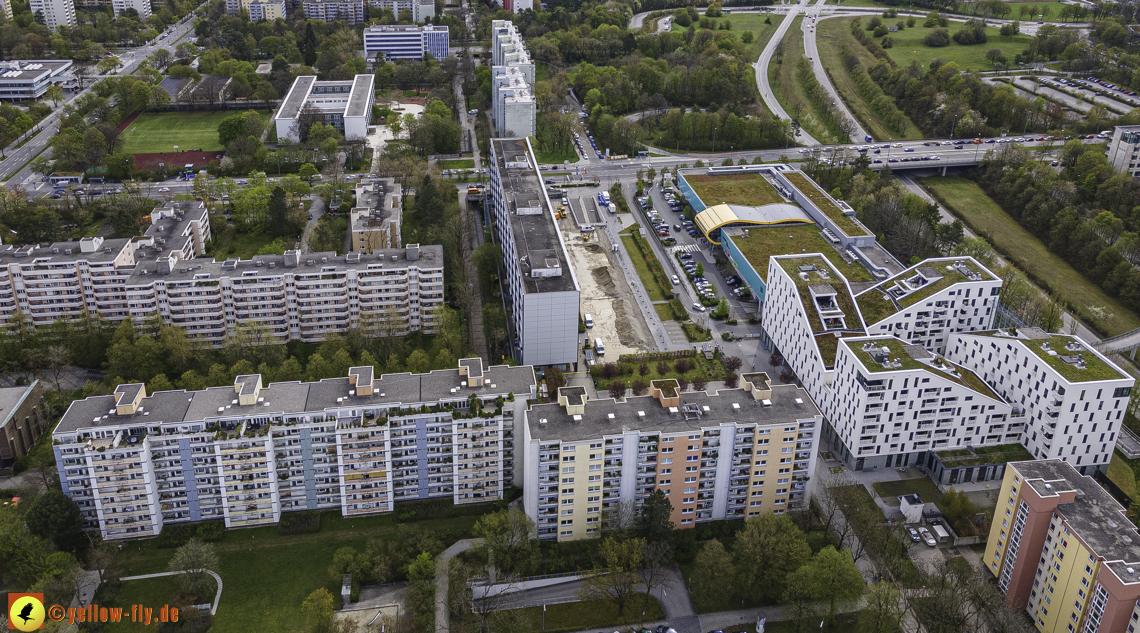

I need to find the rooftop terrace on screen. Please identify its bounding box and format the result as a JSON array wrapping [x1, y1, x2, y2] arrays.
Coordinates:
[[856, 258, 995, 325], [684, 172, 785, 207], [727, 225, 875, 283]]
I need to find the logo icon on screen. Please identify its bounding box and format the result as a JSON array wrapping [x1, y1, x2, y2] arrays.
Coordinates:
[[7, 594, 45, 631]]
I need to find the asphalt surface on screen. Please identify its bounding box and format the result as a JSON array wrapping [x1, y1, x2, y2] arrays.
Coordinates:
[[803, 7, 870, 142], [755, 0, 822, 146]]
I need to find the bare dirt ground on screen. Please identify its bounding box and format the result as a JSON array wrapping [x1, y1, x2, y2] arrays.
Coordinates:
[[558, 220, 654, 357]]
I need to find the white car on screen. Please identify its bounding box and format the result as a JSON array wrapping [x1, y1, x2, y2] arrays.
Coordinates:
[[158, 187, 170, 192], [893, 142, 904, 147], [692, 303, 705, 312], [918, 527, 936, 547]]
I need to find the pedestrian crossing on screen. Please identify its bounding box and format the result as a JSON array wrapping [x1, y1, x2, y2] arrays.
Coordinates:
[[671, 244, 701, 254]]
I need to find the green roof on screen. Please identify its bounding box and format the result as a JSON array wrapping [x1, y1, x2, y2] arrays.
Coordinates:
[[685, 172, 784, 207], [935, 443, 1034, 468], [777, 256, 864, 335], [727, 225, 875, 283], [847, 337, 1000, 400], [1023, 334, 1126, 383], [856, 258, 995, 325], [783, 172, 872, 237]]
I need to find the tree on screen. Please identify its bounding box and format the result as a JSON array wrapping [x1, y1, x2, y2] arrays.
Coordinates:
[[43, 84, 64, 108], [785, 546, 865, 621], [168, 539, 219, 599], [860, 582, 905, 633], [690, 539, 735, 610], [636, 489, 674, 541], [267, 186, 290, 236], [544, 367, 565, 401], [24, 491, 84, 551], [298, 163, 320, 185], [301, 588, 335, 633], [608, 381, 626, 400], [577, 537, 644, 618], [471, 507, 538, 577], [405, 552, 436, 632], [735, 513, 812, 602]]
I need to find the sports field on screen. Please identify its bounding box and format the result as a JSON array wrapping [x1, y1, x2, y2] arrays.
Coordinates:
[[119, 111, 248, 153]]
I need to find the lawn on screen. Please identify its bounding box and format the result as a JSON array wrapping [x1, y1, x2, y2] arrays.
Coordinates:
[[206, 227, 295, 260], [589, 349, 725, 390], [113, 575, 214, 633], [119, 111, 256, 153], [620, 225, 669, 302], [919, 177, 1140, 336], [768, 17, 849, 145], [438, 158, 475, 170], [1108, 451, 1138, 499], [684, 172, 784, 207], [673, 13, 786, 61], [872, 477, 943, 507], [502, 594, 663, 633], [530, 136, 580, 164], [816, 18, 924, 141], [654, 302, 679, 322], [728, 224, 876, 283], [880, 23, 1033, 71], [835, 483, 887, 520], [107, 510, 486, 633]]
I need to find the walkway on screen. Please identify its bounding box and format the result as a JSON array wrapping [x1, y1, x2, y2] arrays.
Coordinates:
[[119, 569, 223, 616], [435, 538, 479, 633]]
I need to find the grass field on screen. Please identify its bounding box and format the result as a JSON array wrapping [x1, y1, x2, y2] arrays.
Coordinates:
[[530, 136, 580, 164], [729, 224, 876, 282], [108, 511, 484, 633], [502, 594, 663, 633], [438, 158, 475, 170], [880, 23, 1033, 71], [824, 0, 1068, 16], [1107, 451, 1137, 499], [620, 225, 668, 302], [919, 177, 1140, 336], [817, 18, 924, 141], [685, 172, 784, 206], [768, 17, 848, 145], [119, 111, 258, 153], [873, 477, 944, 507], [672, 13, 786, 61]]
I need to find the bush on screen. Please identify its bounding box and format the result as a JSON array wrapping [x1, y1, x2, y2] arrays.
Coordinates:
[[907, 16, 917, 27], [881, 35, 895, 48], [873, 25, 889, 37], [999, 22, 1019, 36], [196, 521, 225, 542], [866, 16, 882, 30], [924, 28, 950, 47], [278, 511, 322, 535], [952, 20, 987, 45]]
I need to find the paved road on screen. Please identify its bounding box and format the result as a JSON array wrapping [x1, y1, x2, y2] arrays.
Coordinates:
[[2, 9, 201, 188], [300, 196, 325, 253], [755, 0, 822, 146], [802, 5, 870, 143]]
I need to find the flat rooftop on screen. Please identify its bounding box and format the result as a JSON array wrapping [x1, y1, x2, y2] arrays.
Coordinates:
[[492, 138, 575, 295], [684, 171, 785, 207], [351, 178, 401, 235], [963, 328, 1127, 383], [0, 238, 132, 265], [724, 226, 876, 283], [856, 257, 996, 325], [275, 75, 317, 122], [0, 383, 35, 431], [1010, 460, 1140, 579], [526, 383, 819, 443], [782, 171, 873, 238], [145, 200, 208, 259], [54, 363, 536, 434], [844, 336, 999, 399], [345, 74, 374, 118], [776, 255, 864, 336], [0, 60, 71, 81]]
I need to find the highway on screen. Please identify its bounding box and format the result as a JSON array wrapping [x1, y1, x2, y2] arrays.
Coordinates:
[[754, 0, 822, 146], [1, 9, 201, 190], [801, 6, 870, 142]]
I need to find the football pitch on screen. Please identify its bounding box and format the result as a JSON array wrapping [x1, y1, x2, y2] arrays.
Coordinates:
[[119, 111, 241, 153]]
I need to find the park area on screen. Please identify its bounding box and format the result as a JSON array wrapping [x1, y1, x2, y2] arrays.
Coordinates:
[[118, 111, 259, 154], [919, 176, 1140, 336], [671, 13, 786, 61], [877, 22, 1032, 70]]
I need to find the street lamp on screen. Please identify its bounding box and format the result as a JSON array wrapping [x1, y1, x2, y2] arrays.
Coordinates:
[[712, 127, 718, 153]]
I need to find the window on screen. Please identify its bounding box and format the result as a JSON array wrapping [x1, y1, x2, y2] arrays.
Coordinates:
[[658, 479, 671, 486], [687, 456, 698, 462], [562, 467, 574, 474], [661, 458, 673, 465], [684, 487, 696, 494], [684, 476, 697, 483], [589, 464, 601, 471], [562, 477, 574, 484], [562, 455, 574, 462]]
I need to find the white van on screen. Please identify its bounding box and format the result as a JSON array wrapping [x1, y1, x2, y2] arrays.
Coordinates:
[[583, 313, 594, 328], [595, 339, 605, 356]]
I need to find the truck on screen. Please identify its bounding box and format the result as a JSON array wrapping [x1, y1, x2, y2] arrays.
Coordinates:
[[931, 524, 950, 544], [608, 203, 617, 214], [583, 313, 594, 328], [601, 191, 611, 205]]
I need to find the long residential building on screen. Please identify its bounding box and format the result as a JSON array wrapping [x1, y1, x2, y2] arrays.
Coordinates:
[[0, 381, 50, 473], [368, 0, 434, 21], [985, 460, 1140, 633], [489, 137, 579, 370], [363, 25, 449, 61], [523, 375, 821, 541], [28, 0, 75, 30], [489, 21, 535, 138], [0, 202, 444, 343], [761, 250, 1134, 478], [52, 358, 537, 540], [110, 0, 149, 19], [300, 0, 363, 23], [273, 74, 375, 142]]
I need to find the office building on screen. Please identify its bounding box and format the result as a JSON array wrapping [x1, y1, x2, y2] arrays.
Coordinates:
[[369, 0, 434, 21], [488, 137, 580, 370], [273, 74, 374, 142], [984, 460, 1140, 633], [0, 381, 49, 473], [248, 0, 285, 20], [523, 375, 821, 541], [0, 60, 73, 101], [28, 0, 75, 30], [300, 0, 363, 22], [51, 358, 536, 539], [1107, 125, 1140, 178], [490, 21, 535, 138], [947, 328, 1133, 475], [350, 177, 403, 253], [363, 25, 449, 62], [111, 0, 149, 19]]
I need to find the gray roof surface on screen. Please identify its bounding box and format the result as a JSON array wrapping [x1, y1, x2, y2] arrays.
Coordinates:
[[0, 383, 36, 430], [527, 384, 819, 443], [0, 60, 70, 81], [55, 365, 535, 434], [0, 238, 132, 265], [345, 74, 374, 118], [276, 75, 316, 122]]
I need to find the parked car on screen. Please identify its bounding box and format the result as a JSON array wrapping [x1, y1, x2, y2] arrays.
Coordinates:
[[907, 527, 920, 542], [918, 527, 936, 547]]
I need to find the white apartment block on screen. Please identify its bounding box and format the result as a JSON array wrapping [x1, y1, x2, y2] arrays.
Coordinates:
[[523, 377, 821, 541], [947, 329, 1133, 475], [111, 0, 150, 20], [1108, 125, 1140, 178], [489, 137, 580, 370], [29, 0, 75, 30], [0, 0, 12, 21], [300, 0, 363, 23], [369, 0, 434, 21], [248, 0, 285, 20], [490, 21, 535, 139], [52, 358, 536, 540], [273, 75, 374, 142]]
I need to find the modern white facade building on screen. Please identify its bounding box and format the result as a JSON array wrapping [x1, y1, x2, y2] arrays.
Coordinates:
[[52, 358, 536, 539], [1107, 125, 1140, 178], [0, 60, 72, 101], [363, 25, 449, 61], [110, 0, 149, 19], [490, 21, 535, 139], [368, 0, 434, 21], [523, 377, 821, 541], [273, 74, 374, 142], [28, 0, 75, 30], [947, 329, 1133, 475], [488, 137, 580, 370]]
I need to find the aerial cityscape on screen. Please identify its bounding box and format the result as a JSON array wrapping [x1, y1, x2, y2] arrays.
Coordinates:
[[2, 0, 1140, 632]]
